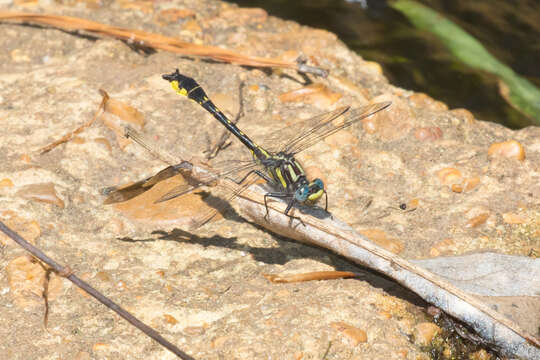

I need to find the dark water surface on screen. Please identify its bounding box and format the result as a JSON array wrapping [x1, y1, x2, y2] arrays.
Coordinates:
[[226, 0, 539, 129]]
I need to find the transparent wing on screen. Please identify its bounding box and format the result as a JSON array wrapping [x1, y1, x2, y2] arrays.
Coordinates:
[[186, 170, 263, 229], [261, 102, 391, 155], [156, 159, 261, 202], [262, 106, 350, 154], [108, 126, 261, 203], [286, 102, 391, 155]]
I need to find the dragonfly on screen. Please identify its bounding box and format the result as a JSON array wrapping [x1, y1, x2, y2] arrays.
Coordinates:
[[105, 70, 391, 228]]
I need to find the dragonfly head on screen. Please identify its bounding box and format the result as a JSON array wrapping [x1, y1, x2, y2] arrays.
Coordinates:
[[295, 178, 324, 203], [162, 69, 195, 98]]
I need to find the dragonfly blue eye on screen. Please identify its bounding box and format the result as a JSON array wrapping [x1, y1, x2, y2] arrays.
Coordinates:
[[313, 178, 324, 190], [295, 185, 310, 201]]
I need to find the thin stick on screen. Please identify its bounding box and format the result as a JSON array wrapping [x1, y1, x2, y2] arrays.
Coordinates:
[[0, 220, 195, 360], [38, 90, 108, 154]]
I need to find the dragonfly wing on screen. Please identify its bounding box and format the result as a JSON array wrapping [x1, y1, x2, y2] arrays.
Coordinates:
[[287, 102, 391, 155], [157, 160, 261, 202], [261, 107, 350, 154], [187, 170, 263, 229]]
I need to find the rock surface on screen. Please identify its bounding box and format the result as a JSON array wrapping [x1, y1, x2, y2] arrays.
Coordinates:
[[1, 0, 538, 359]]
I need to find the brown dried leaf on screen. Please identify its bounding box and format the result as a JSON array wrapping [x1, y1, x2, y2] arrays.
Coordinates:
[[104, 97, 145, 127], [110, 171, 219, 228], [16, 182, 65, 208]]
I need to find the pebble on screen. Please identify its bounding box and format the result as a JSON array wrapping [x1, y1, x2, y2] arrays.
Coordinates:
[[488, 140, 525, 161], [465, 213, 490, 228], [163, 314, 178, 325], [429, 238, 456, 257], [116, 280, 127, 291], [393, 349, 408, 358], [92, 343, 111, 352], [450, 108, 475, 123], [408, 93, 448, 111], [413, 322, 440, 345], [378, 310, 392, 319], [0, 212, 40, 246], [437, 167, 462, 186], [0, 178, 14, 188], [426, 306, 442, 317], [414, 126, 443, 141], [502, 212, 528, 224], [330, 321, 368, 346], [362, 61, 384, 75]]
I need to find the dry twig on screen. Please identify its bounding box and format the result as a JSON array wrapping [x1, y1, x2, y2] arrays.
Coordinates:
[[0, 220, 195, 360]]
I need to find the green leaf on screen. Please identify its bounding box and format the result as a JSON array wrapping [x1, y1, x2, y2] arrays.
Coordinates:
[[390, 0, 540, 125]]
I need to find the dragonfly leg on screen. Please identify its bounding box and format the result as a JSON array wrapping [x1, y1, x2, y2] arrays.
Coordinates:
[[263, 192, 304, 226], [284, 197, 305, 227], [227, 169, 258, 185]]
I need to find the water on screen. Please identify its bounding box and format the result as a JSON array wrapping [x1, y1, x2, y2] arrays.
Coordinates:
[[226, 0, 539, 129]]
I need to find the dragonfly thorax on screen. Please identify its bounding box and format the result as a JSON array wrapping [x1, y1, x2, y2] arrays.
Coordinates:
[[260, 152, 325, 204]]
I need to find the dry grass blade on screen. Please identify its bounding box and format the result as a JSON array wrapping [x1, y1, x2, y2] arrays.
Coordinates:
[[0, 11, 325, 74], [263, 271, 357, 283]]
